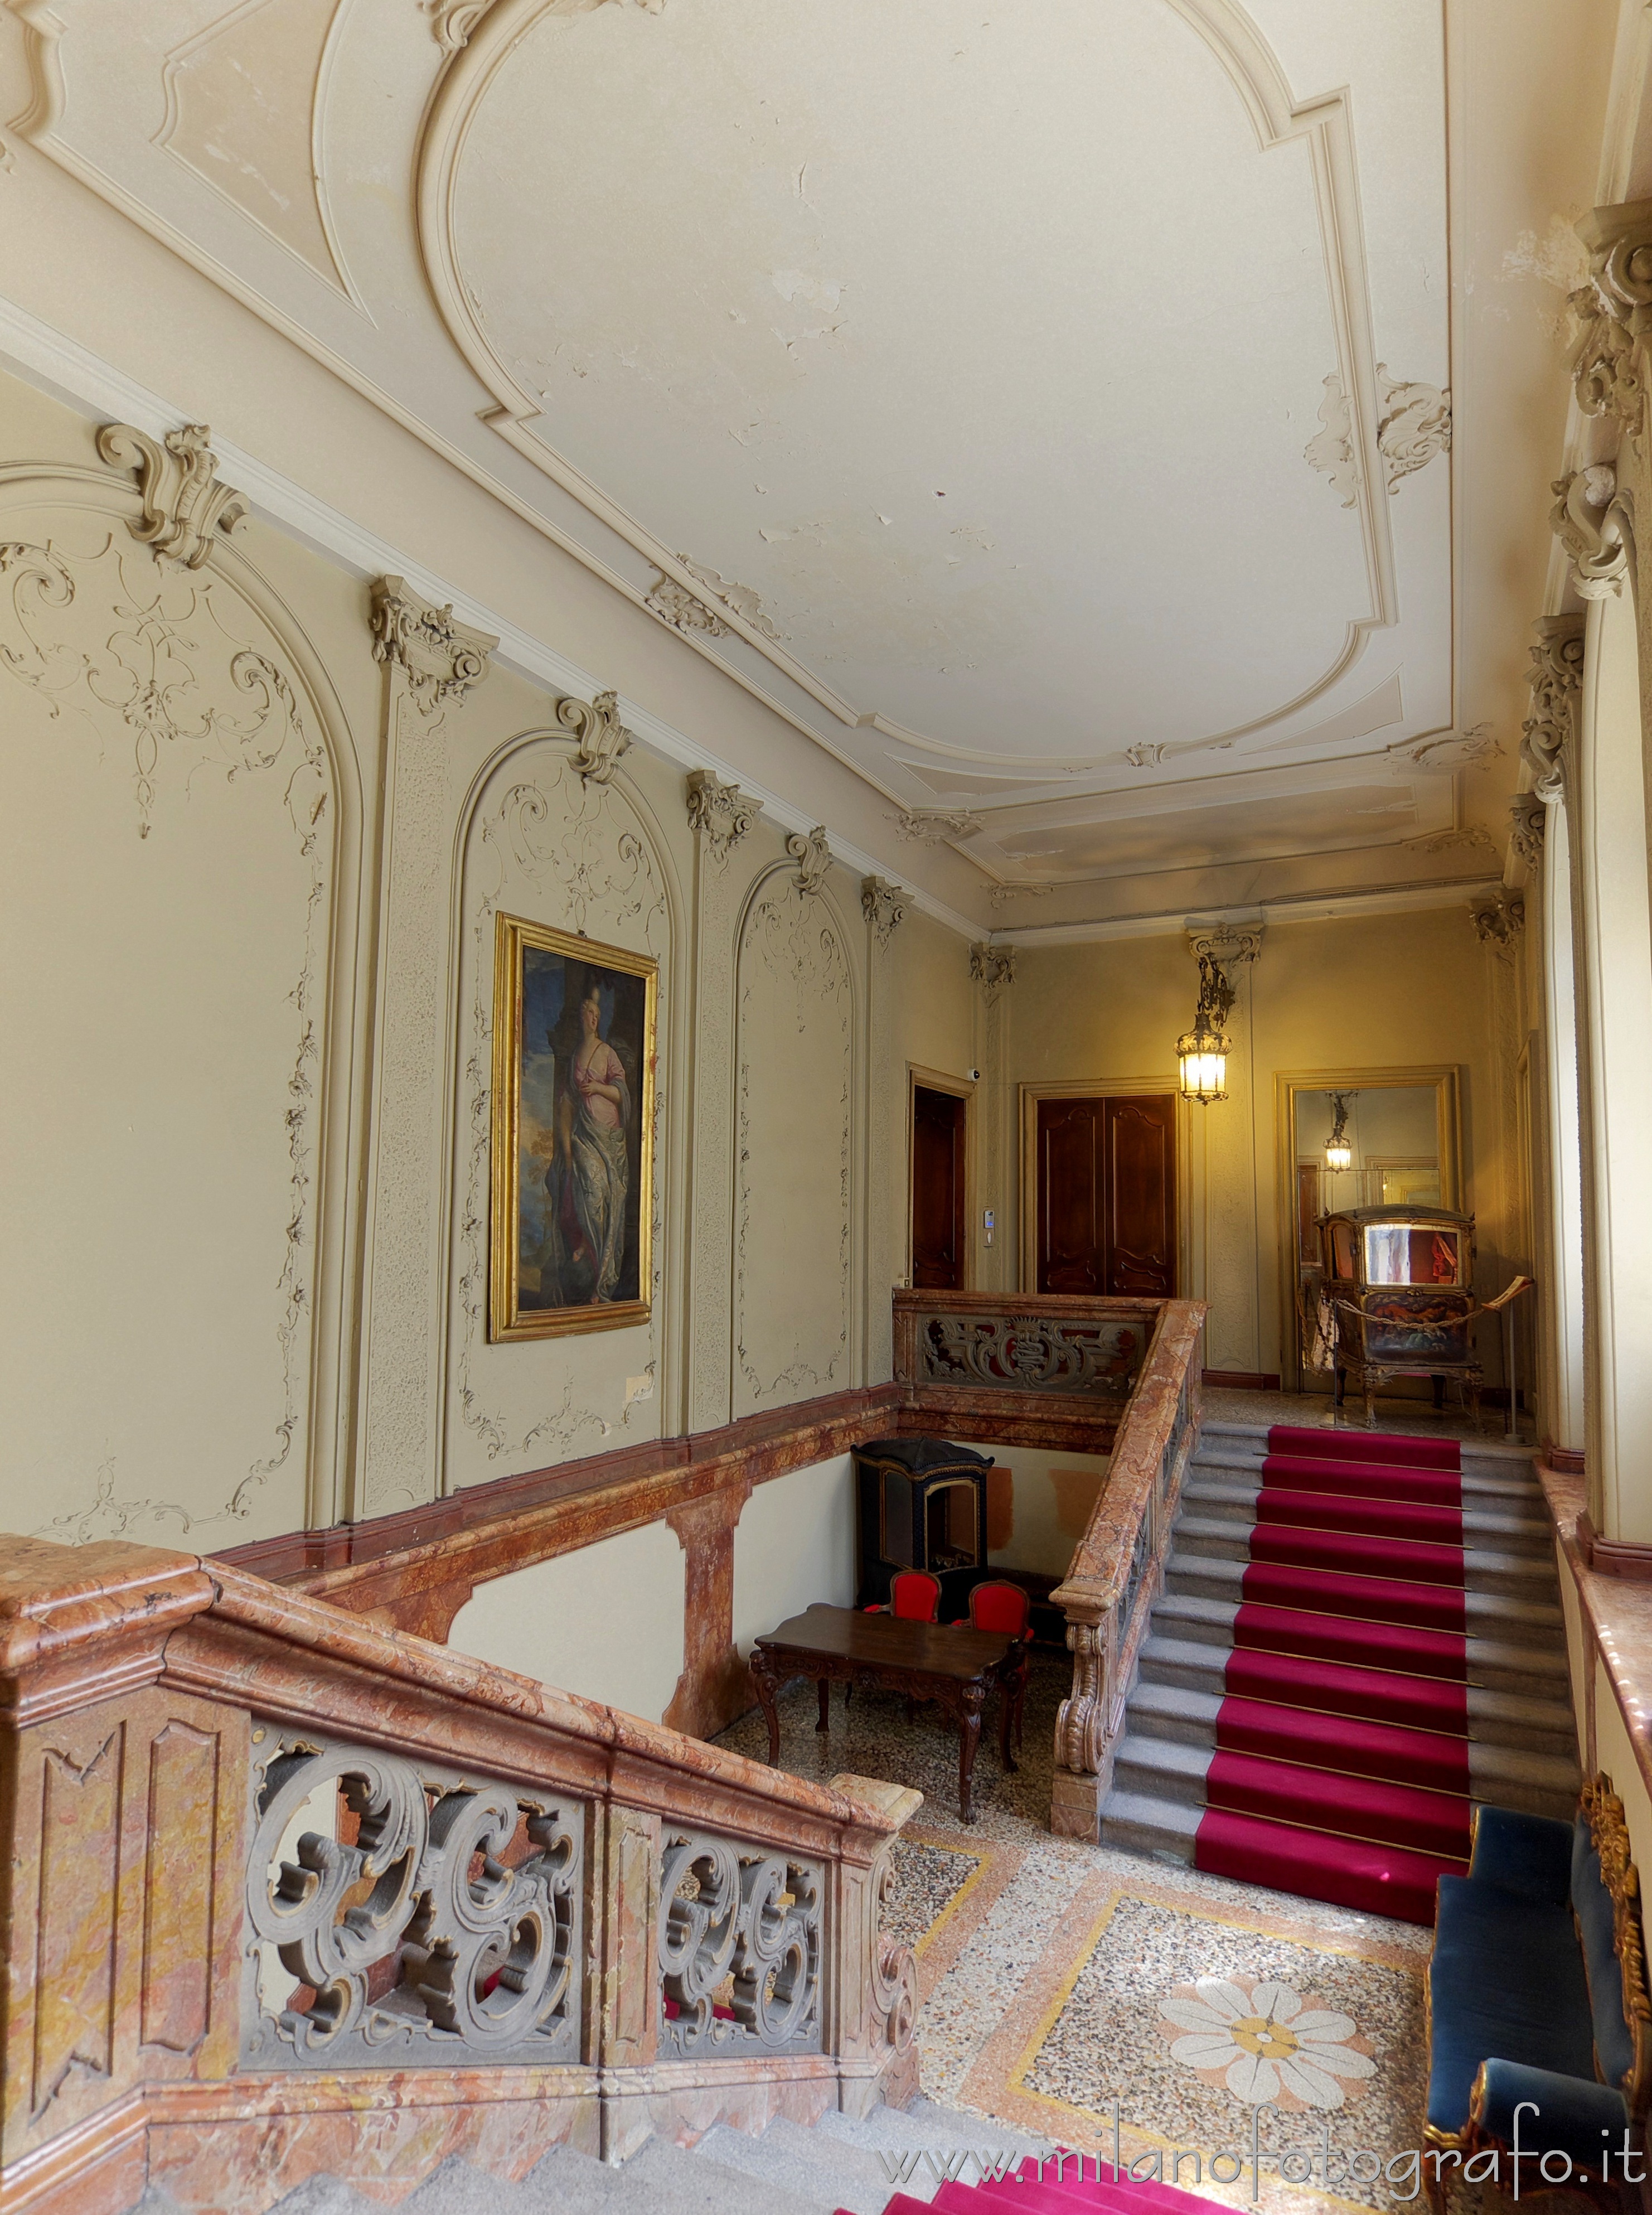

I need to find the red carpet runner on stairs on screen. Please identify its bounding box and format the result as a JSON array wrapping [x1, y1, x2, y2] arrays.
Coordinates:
[[1191, 1424, 1471, 1924], [863, 2156, 1252, 2214]]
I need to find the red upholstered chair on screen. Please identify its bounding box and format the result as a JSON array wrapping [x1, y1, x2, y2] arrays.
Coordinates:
[[890, 1570, 942, 1623], [963, 1580, 1030, 1748]]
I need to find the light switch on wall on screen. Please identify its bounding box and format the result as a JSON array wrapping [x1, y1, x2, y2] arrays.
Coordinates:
[[984, 1207, 995, 1249]]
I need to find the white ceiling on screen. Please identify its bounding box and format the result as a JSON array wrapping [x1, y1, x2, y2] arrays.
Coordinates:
[[3, 0, 1606, 911]]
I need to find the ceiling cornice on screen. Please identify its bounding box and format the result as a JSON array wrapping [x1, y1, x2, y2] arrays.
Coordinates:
[[990, 877, 1504, 949]]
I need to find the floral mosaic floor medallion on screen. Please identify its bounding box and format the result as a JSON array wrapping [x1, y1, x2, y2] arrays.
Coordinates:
[[1158, 1977, 1377, 2110]]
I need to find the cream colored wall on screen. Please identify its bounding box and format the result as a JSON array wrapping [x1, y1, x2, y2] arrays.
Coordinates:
[[0, 365, 978, 1557], [981, 1447, 1112, 1579], [731, 1456, 857, 1658], [447, 1521, 686, 1724], [1000, 908, 1522, 1380]]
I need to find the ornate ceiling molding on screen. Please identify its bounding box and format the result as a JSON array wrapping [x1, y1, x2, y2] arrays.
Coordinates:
[[1306, 364, 1450, 506], [556, 687, 633, 784], [989, 883, 1055, 906], [685, 768, 755, 862], [1386, 727, 1503, 775], [370, 575, 496, 709], [645, 571, 729, 639], [1520, 616, 1585, 802], [412, 0, 1404, 766], [786, 826, 832, 896], [95, 422, 246, 569], [861, 876, 907, 947], [893, 809, 982, 842]]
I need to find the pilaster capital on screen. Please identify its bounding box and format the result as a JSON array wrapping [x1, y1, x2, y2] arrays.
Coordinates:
[[860, 876, 908, 946], [787, 825, 832, 895], [556, 688, 633, 784], [969, 942, 1015, 990], [1185, 920, 1263, 970], [1520, 615, 1585, 801], [370, 576, 496, 710], [685, 768, 755, 863], [96, 422, 246, 569], [1551, 467, 1629, 599], [1571, 199, 1652, 425], [1470, 891, 1525, 949]]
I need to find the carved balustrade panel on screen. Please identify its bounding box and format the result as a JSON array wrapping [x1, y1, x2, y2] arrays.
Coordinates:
[[918, 1311, 1143, 1395], [657, 1827, 824, 2059], [241, 1725, 584, 2069]]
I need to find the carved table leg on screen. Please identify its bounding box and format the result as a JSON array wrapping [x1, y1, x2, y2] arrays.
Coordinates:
[[816, 1675, 832, 1734], [751, 1646, 781, 1764], [958, 1682, 986, 1824]]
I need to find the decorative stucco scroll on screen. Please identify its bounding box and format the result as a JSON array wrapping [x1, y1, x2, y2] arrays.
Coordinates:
[[1305, 367, 1451, 505], [1522, 615, 1585, 802], [1387, 726, 1504, 775], [860, 875, 907, 947], [1571, 201, 1652, 427], [1550, 467, 1629, 599], [556, 687, 633, 783], [646, 572, 730, 637], [1470, 892, 1525, 949], [1186, 921, 1262, 972], [95, 423, 246, 569], [893, 809, 981, 841], [1509, 794, 1546, 873], [370, 575, 495, 709], [969, 942, 1015, 992], [786, 824, 832, 894], [685, 768, 755, 863], [989, 882, 1054, 905]]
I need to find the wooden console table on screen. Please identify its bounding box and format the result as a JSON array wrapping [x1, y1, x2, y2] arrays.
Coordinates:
[[748, 1602, 1025, 1825]]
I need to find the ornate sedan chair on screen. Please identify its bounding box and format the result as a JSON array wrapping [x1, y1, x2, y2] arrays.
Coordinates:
[[1321, 1205, 1530, 1430]]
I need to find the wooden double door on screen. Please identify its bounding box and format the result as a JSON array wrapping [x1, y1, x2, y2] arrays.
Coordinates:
[[1034, 1092, 1177, 1297]]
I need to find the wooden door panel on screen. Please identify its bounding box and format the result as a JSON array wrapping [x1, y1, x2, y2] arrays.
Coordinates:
[[912, 1085, 967, 1288], [1037, 1098, 1103, 1293], [1036, 1092, 1176, 1297], [1105, 1095, 1176, 1295]]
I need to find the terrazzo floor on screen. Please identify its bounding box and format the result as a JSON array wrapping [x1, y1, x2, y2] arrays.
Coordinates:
[[715, 1654, 1553, 2215]]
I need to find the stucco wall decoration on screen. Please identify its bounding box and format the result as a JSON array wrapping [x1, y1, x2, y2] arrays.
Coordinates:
[[450, 731, 673, 1476], [731, 845, 856, 1414], [0, 428, 362, 1545]]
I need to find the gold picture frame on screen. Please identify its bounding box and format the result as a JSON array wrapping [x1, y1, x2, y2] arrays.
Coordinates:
[[489, 912, 657, 1341]]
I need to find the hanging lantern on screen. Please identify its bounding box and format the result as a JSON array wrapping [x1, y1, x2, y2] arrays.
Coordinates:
[[1324, 1092, 1353, 1172], [1177, 953, 1234, 1105]]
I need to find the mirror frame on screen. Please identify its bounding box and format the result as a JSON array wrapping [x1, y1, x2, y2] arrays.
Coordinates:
[[1275, 1064, 1464, 1391]]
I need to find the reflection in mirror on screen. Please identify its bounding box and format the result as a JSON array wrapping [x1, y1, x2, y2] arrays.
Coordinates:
[[1295, 1086, 1441, 1253]]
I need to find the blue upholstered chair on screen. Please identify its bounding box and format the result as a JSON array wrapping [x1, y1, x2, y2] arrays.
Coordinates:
[[1425, 1778, 1652, 2208]]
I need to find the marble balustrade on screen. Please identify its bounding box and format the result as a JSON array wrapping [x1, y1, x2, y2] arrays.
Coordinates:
[[0, 1535, 921, 2215]]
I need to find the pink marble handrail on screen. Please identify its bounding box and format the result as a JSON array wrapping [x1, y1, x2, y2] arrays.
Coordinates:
[[1053, 1300, 1206, 1609], [1046, 1300, 1206, 1808]]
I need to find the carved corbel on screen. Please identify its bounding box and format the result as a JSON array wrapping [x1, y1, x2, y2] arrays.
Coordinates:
[[861, 876, 907, 947], [685, 768, 755, 862], [370, 576, 496, 710], [1571, 199, 1652, 426], [1509, 794, 1546, 874], [1055, 1614, 1106, 1774], [969, 943, 1015, 991], [787, 825, 832, 894], [1471, 892, 1525, 949], [557, 689, 633, 784], [1186, 921, 1262, 973], [1551, 466, 1629, 598], [95, 423, 246, 569], [1521, 616, 1585, 802]]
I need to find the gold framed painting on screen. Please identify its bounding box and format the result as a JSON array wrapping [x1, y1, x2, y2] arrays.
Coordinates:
[[489, 912, 657, 1341]]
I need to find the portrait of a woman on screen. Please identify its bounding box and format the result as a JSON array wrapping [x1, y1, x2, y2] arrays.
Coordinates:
[[491, 915, 657, 1339]]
